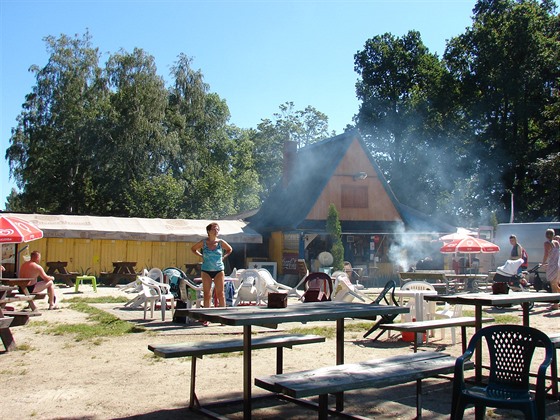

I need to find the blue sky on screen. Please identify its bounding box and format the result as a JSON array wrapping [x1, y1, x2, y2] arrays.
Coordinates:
[[0, 0, 476, 210]]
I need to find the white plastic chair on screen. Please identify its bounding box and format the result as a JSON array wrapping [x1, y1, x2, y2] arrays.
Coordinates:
[[178, 278, 203, 309], [254, 269, 292, 305], [400, 281, 437, 323], [139, 275, 175, 321], [281, 259, 309, 298], [233, 269, 259, 306], [332, 273, 368, 302], [147, 267, 164, 283]]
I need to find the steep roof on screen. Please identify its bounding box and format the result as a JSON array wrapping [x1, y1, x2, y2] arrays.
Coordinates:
[[248, 130, 455, 234]]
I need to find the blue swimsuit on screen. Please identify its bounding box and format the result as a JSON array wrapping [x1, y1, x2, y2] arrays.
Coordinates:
[[201, 241, 225, 273]]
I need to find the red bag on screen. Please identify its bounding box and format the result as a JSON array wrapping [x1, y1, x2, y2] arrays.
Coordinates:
[[521, 248, 528, 269]]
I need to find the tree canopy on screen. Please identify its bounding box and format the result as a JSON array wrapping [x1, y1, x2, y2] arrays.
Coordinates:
[[355, 0, 560, 225]]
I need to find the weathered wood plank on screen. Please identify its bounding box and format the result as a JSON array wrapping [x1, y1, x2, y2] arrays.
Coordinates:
[[255, 352, 464, 398], [380, 317, 494, 333], [149, 334, 326, 359]]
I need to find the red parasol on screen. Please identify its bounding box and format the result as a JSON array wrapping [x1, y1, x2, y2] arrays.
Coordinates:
[[0, 216, 43, 243], [440, 237, 500, 254]]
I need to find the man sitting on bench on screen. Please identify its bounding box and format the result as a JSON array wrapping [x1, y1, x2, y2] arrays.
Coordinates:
[[19, 251, 58, 310]]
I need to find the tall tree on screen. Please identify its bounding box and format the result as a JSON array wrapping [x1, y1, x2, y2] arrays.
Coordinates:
[[354, 31, 463, 223], [252, 102, 332, 201], [6, 32, 106, 214], [444, 0, 560, 222]]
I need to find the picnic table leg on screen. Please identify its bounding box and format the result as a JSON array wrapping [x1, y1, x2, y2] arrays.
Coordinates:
[[318, 394, 329, 420], [335, 318, 344, 411], [474, 305, 483, 383], [416, 378, 422, 420], [22, 287, 38, 312], [189, 356, 199, 409], [0, 328, 16, 351], [521, 302, 530, 326], [243, 324, 252, 420]]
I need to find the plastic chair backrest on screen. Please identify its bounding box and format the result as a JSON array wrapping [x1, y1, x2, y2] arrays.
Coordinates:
[[163, 267, 190, 299], [302, 272, 333, 302], [372, 279, 398, 306], [401, 280, 435, 291], [148, 268, 164, 283]]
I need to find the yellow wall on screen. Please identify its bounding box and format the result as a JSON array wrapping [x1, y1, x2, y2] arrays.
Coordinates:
[[269, 231, 284, 274], [18, 238, 202, 275]]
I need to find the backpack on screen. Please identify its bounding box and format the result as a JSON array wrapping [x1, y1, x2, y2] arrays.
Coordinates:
[[521, 248, 528, 269]]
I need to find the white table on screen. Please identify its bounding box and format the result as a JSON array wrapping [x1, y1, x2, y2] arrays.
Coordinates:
[[394, 289, 438, 344], [394, 289, 438, 322]]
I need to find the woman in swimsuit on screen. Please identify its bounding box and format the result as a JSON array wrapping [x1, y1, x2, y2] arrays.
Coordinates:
[[191, 222, 233, 309]]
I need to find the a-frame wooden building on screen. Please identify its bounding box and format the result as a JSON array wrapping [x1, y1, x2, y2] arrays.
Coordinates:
[[247, 130, 455, 284]]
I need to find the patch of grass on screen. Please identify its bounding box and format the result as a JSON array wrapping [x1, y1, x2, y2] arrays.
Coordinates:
[[16, 343, 34, 352], [46, 301, 145, 342], [64, 296, 129, 304], [288, 325, 336, 339]]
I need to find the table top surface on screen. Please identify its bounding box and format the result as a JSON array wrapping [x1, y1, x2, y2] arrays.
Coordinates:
[[0, 278, 35, 286], [179, 301, 409, 326], [394, 289, 438, 297], [424, 291, 560, 305]]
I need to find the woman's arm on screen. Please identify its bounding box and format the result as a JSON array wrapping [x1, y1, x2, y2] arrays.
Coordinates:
[[221, 240, 233, 259], [191, 241, 203, 257]]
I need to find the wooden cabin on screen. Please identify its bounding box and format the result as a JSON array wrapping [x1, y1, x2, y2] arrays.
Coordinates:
[[247, 130, 455, 286]]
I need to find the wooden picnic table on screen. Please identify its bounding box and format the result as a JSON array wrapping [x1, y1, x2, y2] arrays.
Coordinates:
[[0, 278, 42, 312], [46, 261, 78, 287], [102, 262, 138, 286], [178, 301, 409, 420]]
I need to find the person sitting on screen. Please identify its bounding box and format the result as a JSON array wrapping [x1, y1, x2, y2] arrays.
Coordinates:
[[19, 251, 58, 310]]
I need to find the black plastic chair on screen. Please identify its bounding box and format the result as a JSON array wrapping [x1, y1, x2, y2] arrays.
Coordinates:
[[451, 324, 554, 420], [363, 279, 399, 340]]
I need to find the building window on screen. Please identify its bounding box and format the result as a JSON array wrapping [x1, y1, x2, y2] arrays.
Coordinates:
[[341, 185, 368, 208]]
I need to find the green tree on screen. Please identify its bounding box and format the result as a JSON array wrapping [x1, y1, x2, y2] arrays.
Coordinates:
[[6, 32, 106, 214], [252, 102, 332, 201], [354, 31, 463, 224], [444, 0, 560, 222], [326, 204, 344, 271]]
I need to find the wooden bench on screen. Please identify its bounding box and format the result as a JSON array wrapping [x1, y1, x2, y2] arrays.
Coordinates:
[[0, 311, 41, 351], [256, 351, 472, 419], [148, 333, 326, 412], [380, 317, 494, 353]]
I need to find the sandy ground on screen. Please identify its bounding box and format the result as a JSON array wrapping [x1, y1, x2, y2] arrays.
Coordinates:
[[1, 284, 560, 420]]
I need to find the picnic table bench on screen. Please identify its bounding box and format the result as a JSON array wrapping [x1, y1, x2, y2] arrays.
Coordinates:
[[0, 284, 42, 351], [380, 316, 494, 352], [256, 351, 472, 419], [148, 333, 326, 415]]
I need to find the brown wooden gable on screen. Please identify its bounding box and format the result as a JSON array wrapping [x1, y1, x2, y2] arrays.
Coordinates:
[[306, 139, 401, 222]]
